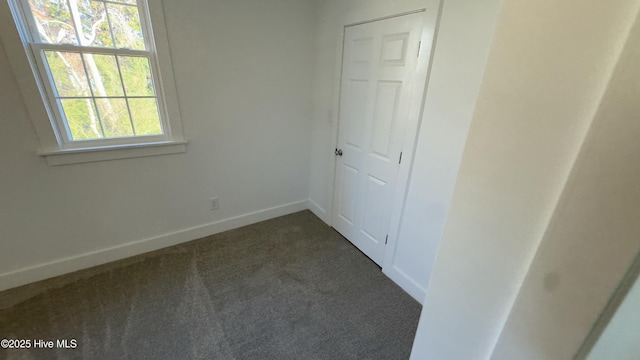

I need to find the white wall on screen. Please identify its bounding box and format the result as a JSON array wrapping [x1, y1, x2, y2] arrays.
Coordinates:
[[411, 0, 640, 359], [0, 0, 316, 290], [492, 7, 640, 359], [587, 270, 640, 360]]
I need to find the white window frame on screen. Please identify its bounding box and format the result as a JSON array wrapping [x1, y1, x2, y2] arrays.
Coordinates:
[[1, 0, 186, 165]]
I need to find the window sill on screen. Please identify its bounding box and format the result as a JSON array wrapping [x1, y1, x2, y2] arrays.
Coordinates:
[[39, 140, 188, 166]]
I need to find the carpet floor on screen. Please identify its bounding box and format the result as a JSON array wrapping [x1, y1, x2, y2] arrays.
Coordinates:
[[0, 211, 421, 360]]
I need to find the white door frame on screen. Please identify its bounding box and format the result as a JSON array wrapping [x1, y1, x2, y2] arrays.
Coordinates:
[[326, 7, 441, 270]]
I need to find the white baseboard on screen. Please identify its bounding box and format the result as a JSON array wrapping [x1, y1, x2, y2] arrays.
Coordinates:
[[307, 197, 426, 303], [383, 265, 427, 304], [0, 200, 307, 292], [1, 198, 427, 307], [307, 198, 330, 225]]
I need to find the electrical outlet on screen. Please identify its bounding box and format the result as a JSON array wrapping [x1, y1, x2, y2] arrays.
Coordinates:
[[209, 197, 219, 210]]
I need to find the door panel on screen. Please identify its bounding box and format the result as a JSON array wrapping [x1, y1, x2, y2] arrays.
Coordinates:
[[371, 81, 402, 157], [381, 33, 410, 66], [362, 174, 387, 242], [338, 164, 359, 225], [332, 12, 426, 265], [344, 80, 368, 148]]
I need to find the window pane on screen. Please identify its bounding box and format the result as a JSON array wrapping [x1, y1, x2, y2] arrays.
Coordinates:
[[61, 99, 103, 140], [44, 51, 90, 97], [84, 54, 124, 96], [95, 98, 134, 137], [118, 56, 154, 96], [77, 0, 113, 47], [107, 3, 145, 50], [129, 98, 162, 135], [27, 0, 78, 45]]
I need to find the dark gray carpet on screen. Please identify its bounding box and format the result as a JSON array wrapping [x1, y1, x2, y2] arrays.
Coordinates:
[[0, 211, 421, 360]]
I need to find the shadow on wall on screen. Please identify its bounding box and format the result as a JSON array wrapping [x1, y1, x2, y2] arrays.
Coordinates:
[[492, 7, 640, 360]]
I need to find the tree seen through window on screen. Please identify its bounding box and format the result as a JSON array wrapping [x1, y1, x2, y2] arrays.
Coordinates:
[[27, 0, 163, 141]]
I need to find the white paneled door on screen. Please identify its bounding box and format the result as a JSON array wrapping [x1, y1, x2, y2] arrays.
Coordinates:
[[333, 12, 427, 266]]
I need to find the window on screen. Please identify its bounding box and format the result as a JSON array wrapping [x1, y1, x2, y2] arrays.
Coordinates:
[[5, 0, 185, 164]]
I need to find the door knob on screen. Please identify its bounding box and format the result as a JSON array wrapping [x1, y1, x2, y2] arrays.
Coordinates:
[[335, 148, 343, 156]]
